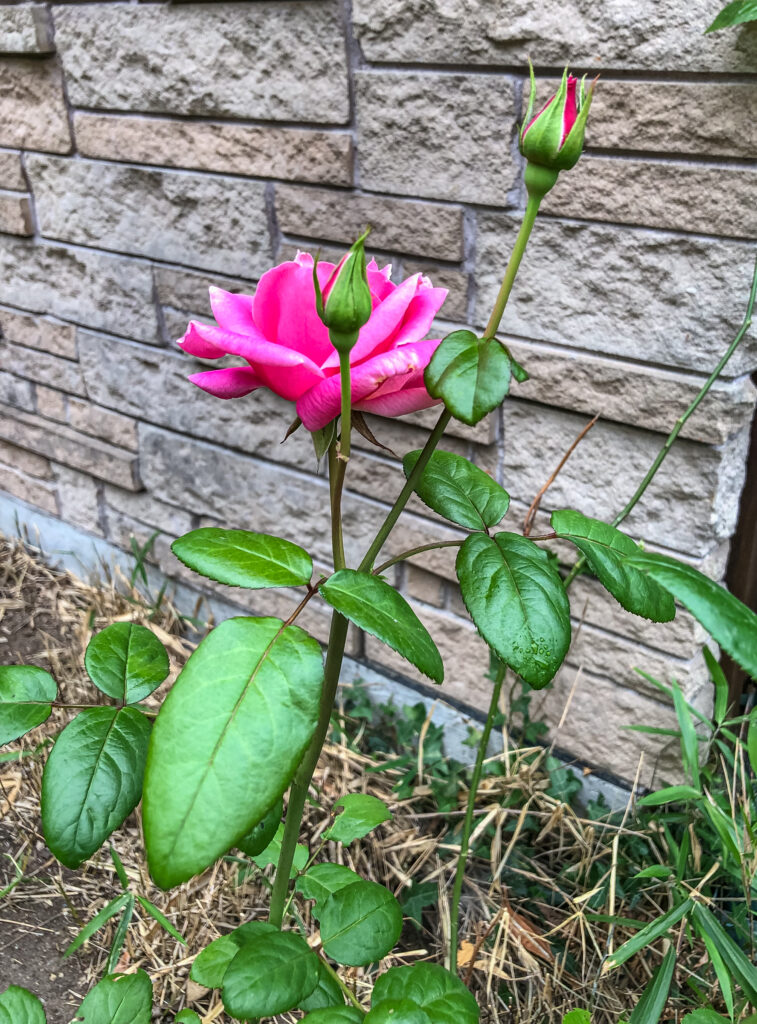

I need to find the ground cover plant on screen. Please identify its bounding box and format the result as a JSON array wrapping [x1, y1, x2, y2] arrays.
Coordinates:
[[1, 65, 757, 1023]]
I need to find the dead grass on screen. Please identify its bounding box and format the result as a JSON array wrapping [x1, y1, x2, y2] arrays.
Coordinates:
[[0, 534, 715, 1022]]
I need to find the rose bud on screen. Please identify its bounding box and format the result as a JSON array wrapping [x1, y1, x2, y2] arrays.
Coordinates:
[[519, 64, 596, 198], [314, 228, 373, 354]]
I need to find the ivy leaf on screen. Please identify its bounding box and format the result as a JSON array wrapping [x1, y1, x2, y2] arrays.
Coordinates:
[[624, 551, 757, 680], [425, 329, 511, 426], [551, 510, 675, 622], [0, 666, 56, 746], [143, 617, 323, 889], [222, 931, 320, 1019], [41, 707, 151, 869], [324, 794, 392, 844], [400, 880, 438, 928], [85, 622, 170, 704], [706, 0, 757, 31], [71, 971, 153, 1024], [172, 528, 313, 589], [236, 795, 283, 857], [319, 880, 403, 966], [190, 921, 277, 989], [320, 570, 443, 683], [296, 863, 363, 906], [371, 963, 479, 1024], [0, 985, 46, 1024], [456, 532, 570, 688], [403, 450, 510, 531]]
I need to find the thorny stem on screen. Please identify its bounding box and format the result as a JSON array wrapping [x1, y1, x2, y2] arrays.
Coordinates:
[[448, 660, 506, 972], [563, 256, 757, 589]]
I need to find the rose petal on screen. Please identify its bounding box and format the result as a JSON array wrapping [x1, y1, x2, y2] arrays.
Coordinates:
[[188, 366, 262, 399], [252, 258, 334, 365], [177, 322, 226, 360], [356, 386, 442, 419], [208, 288, 255, 334]]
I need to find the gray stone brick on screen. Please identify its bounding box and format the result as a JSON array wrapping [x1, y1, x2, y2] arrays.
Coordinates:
[[3, 343, 85, 396], [0, 191, 32, 235], [356, 71, 520, 205], [352, 0, 757, 72], [53, 464, 102, 536], [0, 150, 25, 191], [0, 58, 71, 153], [0, 438, 51, 479], [153, 267, 255, 320], [542, 156, 757, 239], [27, 156, 272, 278], [0, 463, 57, 515], [276, 186, 464, 261], [0, 5, 53, 54], [475, 214, 757, 376], [74, 113, 353, 188], [504, 338, 757, 445], [55, 3, 350, 123], [35, 385, 67, 423], [0, 372, 34, 413], [0, 238, 160, 344], [404, 565, 446, 607], [0, 403, 141, 491], [0, 308, 77, 359], [68, 401, 139, 453], [401, 261, 469, 323], [104, 485, 195, 540]]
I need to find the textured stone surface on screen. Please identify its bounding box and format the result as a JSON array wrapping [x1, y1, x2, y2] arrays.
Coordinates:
[[74, 113, 353, 188], [0, 151, 25, 191], [499, 400, 750, 556], [0, 5, 53, 54], [0, 463, 57, 515], [0, 191, 32, 235], [578, 81, 757, 159], [356, 71, 520, 205], [276, 186, 464, 261], [0, 438, 51, 479], [475, 215, 757, 376], [543, 157, 757, 239], [55, 3, 350, 123], [35, 385, 67, 423], [68, 401, 138, 453], [504, 338, 757, 445], [401, 261, 469, 323], [53, 465, 102, 536], [0, 308, 77, 359], [0, 372, 34, 413], [28, 156, 272, 278], [3, 343, 85, 396], [0, 238, 159, 343], [0, 59, 71, 152], [153, 267, 254, 321], [104, 486, 195, 540], [405, 565, 446, 608], [352, 0, 757, 71], [0, 404, 141, 491]]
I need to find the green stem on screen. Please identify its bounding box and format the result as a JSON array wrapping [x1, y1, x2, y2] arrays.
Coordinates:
[[482, 194, 542, 341], [563, 256, 757, 590], [448, 660, 506, 973], [319, 956, 365, 1013], [372, 539, 464, 576], [358, 409, 452, 572], [269, 352, 356, 928]]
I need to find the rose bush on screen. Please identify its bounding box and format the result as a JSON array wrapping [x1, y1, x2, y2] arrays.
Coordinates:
[[178, 251, 447, 430]]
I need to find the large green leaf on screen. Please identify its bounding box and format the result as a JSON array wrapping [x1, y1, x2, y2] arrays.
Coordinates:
[[456, 532, 570, 688], [706, 0, 757, 31], [0, 666, 56, 746], [628, 947, 675, 1024], [324, 794, 392, 844], [0, 985, 46, 1024], [296, 863, 363, 906], [320, 570, 443, 683], [172, 527, 313, 589], [250, 822, 308, 876], [319, 879, 403, 966], [366, 1001, 433, 1024], [372, 963, 479, 1024], [425, 330, 511, 426], [41, 706, 151, 869], [190, 921, 276, 989], [302, 1010, 364, 1024], [85, 622, 170, 704], [236, 795, 283, 856], [222, 931, 320, 1019], [72, 971, 153, 1024], [299, 960, 345, 1012], [551, 510, 675, 622], [624, 551, 757, 680], [403, 450, 509, 531], [175, 1013, 201, 1024], [142, 617, 323, 888]]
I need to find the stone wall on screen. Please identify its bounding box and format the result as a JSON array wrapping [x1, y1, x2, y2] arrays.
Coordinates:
[[0, 1, 756, 786]]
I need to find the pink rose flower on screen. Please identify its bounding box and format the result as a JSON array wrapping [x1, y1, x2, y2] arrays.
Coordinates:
[[178, 253, 447, 431]]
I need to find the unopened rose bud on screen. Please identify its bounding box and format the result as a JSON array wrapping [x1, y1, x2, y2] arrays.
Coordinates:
[[519, 64, 596, 198], [314, 228, 373, 354]]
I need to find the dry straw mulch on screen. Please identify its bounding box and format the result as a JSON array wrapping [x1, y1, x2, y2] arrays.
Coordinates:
[[0, 534, 710, 1022]]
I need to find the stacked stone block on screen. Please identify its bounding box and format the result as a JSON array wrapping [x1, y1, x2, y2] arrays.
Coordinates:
[[0, 0, 755, 786]]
